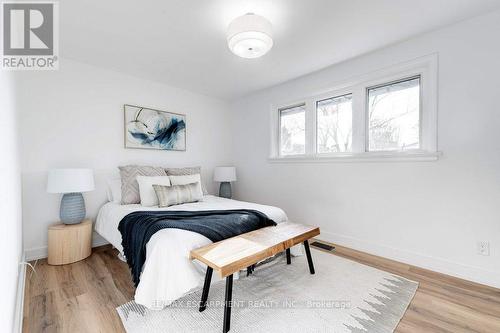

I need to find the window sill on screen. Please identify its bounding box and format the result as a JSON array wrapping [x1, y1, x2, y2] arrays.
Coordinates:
[[268, 151, 442, 163]]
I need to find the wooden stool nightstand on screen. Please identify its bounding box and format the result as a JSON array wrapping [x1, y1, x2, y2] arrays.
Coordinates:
[[48, 219, 92, 265]]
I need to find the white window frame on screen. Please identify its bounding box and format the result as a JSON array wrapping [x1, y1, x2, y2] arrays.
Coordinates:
[[269, 54, 440, 162], [278, 103, 307, 156], [365, 75, 422, 153], [315, 92, 354, 154]]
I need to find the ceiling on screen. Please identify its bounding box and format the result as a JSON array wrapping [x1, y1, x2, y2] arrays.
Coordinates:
[[60, 0, 500, 100]]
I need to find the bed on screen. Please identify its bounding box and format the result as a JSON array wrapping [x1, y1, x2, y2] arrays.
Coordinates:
[[95, 195, 296, 309]]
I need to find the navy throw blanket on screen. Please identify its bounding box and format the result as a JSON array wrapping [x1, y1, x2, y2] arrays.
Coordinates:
[[118, 209, 277, 286]]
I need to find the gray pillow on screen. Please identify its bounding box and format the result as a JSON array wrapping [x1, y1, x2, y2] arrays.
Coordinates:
[[153, 183, 203, 207], [165, 166, 208, 195], [119, 165, 166, 204]]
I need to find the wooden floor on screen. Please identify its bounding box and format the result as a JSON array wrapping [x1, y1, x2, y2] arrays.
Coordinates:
[[23, 241, 500, 333]]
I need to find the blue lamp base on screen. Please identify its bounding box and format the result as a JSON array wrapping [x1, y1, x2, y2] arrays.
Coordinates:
[[60, 192, 86, 224], [219, 182, 232, 199]]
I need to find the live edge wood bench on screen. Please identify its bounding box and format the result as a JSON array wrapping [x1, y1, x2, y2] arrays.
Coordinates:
[[190, 222, 320, 333]]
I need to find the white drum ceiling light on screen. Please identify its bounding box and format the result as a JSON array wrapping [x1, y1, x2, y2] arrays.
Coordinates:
[[227, 13, 273, 59]]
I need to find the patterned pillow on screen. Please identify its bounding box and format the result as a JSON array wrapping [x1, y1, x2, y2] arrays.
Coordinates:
[[165, 166, 208, 195], [153, 183, 203, 207], [119, 165, 167, 204]]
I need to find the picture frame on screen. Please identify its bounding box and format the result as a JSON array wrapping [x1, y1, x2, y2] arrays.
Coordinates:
[[124, 104, 186, 151]]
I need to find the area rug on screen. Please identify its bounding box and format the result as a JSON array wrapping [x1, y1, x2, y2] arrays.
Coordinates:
[[117, 249, 418, 333]]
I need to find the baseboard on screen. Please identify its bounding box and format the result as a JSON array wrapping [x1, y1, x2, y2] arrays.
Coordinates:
[[14, 252, 27, 333], [25, 231, 109, 261], [92, 233, 110, 248], [320, 230, 500, 289]]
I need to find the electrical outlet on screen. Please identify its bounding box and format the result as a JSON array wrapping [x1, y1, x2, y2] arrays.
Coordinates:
[[477, 241, 490, 256]]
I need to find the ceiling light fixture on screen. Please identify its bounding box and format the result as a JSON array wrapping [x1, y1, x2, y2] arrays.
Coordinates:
[[227, 13, 273, 59]]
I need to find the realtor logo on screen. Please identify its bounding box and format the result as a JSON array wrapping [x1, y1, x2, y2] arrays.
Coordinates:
[[1, 1, 58, 70]]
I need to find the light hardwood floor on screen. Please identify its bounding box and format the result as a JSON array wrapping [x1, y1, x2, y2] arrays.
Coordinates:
[[23, 241, 500, 333]]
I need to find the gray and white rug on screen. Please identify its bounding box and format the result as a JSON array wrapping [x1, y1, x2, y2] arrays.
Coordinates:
[[117, 249, 417, 333]]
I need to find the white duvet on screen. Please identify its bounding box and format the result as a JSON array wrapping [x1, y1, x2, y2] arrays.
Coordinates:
[[95, 195, 295, 309]]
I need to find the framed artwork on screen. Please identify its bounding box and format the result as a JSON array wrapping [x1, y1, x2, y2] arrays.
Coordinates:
[[124, 104, 186, 151]]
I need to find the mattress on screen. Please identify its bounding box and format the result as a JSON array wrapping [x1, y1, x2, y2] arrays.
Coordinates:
[[95, 195, 293, 309]]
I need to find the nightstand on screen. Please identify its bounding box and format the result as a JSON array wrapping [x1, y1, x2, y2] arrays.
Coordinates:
[[48, 219, 92, 265]]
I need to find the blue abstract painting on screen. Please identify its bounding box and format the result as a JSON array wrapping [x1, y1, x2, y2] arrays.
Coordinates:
[[124, 104, 186, 151]]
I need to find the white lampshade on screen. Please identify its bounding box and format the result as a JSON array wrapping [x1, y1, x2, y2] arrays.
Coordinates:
[[47, 169, 95, 194], [227, 13, 273, 59], [214, 167, 237, 182]]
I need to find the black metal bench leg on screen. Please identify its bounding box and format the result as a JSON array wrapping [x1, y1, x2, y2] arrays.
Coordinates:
[[199, 267, 213, 312], [223, 274, 233, 333], [246, 264, 256, 276], [286, 248, 291, 265], [303, 240, 315, 275]]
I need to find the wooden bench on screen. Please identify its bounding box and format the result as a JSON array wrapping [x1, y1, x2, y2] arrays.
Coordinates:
[[190, 222, 320, 332]]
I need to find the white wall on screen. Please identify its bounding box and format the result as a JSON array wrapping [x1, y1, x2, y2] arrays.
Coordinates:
[[230, 11, 500, 288], [18, 59, 233, 259], [0, 73, 23, 331]]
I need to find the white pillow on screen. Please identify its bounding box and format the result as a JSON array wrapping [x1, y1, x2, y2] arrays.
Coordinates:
[[137, 175, 171, 207], [169, 174, 204, 199], [106, 178, 122, 203]]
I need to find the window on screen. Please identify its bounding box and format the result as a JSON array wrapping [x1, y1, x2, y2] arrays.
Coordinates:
[[368, 77, 420, 151], [316, 94, 353, 153], [279, 104, 306, 156], [270, 55, 437, 162]]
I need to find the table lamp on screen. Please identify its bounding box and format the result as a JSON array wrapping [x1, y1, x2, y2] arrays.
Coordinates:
[[47, 168, 95, 224], [214, 166, 237, 199]]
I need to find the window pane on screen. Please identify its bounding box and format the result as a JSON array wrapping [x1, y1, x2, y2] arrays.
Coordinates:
[[280, 104, 305, 156], [316, 94, 353, 153], [368, 77, 420, 151]]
